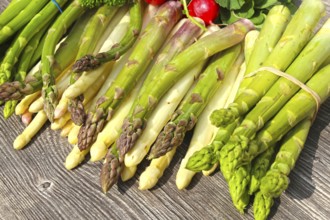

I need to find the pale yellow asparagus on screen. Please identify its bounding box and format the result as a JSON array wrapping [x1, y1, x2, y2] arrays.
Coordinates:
[[139, 147, 177, 190], [68, 124, 80, 144], [15, 91, 41, 115], [54, 61, 112, 119], [176, 53, 244, 189], [121, 165, 137, 182], [60, 121, 74, 137], [13, 110, 48, 150], [51, 112, 71, 130], [124, 25, 221, 167]]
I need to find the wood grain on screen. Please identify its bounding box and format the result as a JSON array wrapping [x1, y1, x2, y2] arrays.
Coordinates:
[[1, 1, 330, 219]]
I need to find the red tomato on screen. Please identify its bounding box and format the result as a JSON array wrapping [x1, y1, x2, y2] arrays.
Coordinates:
[[144, 0, 167, 5], [187, 0, 220, 25]]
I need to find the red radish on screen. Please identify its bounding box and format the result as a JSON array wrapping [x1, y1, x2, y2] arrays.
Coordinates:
[[144, 0, 167, 5], [187, 0, 220, 25]]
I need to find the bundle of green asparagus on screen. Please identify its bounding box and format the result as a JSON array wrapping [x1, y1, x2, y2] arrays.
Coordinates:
[[183, 0, 330, 217], [0, 0, 329, 219]]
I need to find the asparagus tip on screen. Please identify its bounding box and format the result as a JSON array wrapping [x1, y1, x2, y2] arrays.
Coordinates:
[[72, 54, 102, 73], [100, 151, 122, 193], [210, 108, 239, 127]]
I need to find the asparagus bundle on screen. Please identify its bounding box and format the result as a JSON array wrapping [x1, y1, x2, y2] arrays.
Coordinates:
[[77, 1, 183, 151], [148, 44, 243, 159], [221, 63, 330, 180], [254, 115, 314, 220], [219, 17, 330, 181], [210, 0, 325, 128], [230, 18, 330, 143], [117, 18, 254, 160]]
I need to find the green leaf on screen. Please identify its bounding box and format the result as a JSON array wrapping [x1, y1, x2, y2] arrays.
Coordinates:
[[216, 0, 245, 10], [249, 10, 266, 25], [255, 0, 278, 9], [236, 0, 255, 18], [220, 8, 241, 24]]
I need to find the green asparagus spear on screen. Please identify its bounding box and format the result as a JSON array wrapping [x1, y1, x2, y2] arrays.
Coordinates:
[[210, 0, 325, 127], [41, 0, 86, 121], [0, 0, 69, 86], [253, 115, 313, 220], [148, 44, 243, 159], [0, 0, 31, 29], [248, 144, 276, 195], [72, 0, 143, 73], [0, 12, 92, 102], [67, 5, 119, 125], [253, 191, 274, 220], [3, 24, 50, 119], [0, 0, 50, 44], [259, 116, 313, 198], [236, 5, 291, 97], [77, 1, 183, 151], [231, 18, 330, 142], [228, 164, 251, 213], [220, 64, 330, 179], [185, 118, 240, 172]]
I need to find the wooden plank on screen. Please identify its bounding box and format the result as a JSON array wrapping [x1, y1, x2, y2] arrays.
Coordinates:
[[0, 1, 330, 219]]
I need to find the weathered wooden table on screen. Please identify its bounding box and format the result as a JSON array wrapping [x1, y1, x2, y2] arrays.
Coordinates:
[[1, 1, 330, 219]]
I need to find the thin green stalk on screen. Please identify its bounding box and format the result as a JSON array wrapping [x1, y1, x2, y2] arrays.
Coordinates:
[[72, 0, 143, 73], [0, 11, 91, 101], [41, 0, 86, 122], [0, 0, 69, 85], [3, 24, 49, 119], [0, 0, 49, 44], [0, 0, 31, 29]]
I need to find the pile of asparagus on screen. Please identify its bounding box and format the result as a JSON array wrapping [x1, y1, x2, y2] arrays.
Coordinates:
[[0, 0, 329, 219]]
